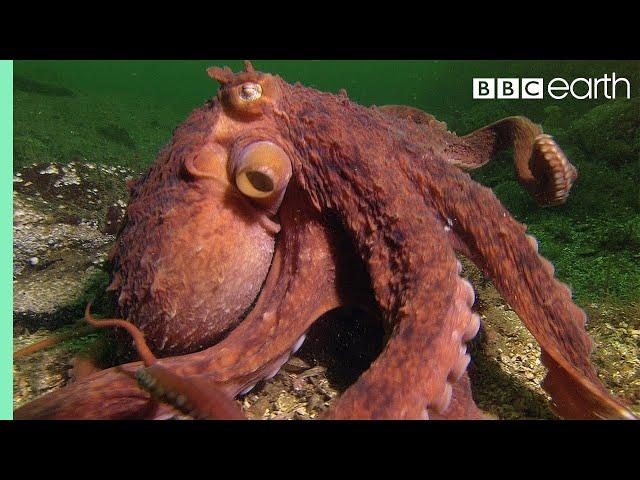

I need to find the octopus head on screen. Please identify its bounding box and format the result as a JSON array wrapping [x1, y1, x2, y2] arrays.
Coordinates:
[[113, 62, 296, 356]]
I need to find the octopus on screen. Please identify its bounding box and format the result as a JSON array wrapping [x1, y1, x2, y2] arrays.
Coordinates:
[[14, 62, 636, 420]]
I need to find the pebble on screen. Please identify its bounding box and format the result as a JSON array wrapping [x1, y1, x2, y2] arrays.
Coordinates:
[[39, 165, 59, 175], [283, 357, 311, 374]]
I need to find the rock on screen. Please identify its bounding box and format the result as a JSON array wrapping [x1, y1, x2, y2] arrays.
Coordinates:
[[569, 97, 639, 167], [12, 162, 134, 332], [282, 356, 311, 374]]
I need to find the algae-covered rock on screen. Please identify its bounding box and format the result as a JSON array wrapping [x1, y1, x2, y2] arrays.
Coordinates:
[[12, 160, 140, 408], [569, 97, 640, 167], [13, 162, 136, 332]]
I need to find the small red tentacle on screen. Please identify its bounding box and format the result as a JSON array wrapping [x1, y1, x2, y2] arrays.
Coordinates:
[[13, 324, 98, 360], [84, 303, 245, 419], [84, 302, 157, 367]]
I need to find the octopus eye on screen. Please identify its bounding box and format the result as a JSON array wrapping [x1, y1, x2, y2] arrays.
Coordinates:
[[239, 82, 262, 102], [234, 141, 291, 200]]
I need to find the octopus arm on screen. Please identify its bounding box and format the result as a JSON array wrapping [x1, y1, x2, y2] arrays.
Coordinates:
[[13, 363, 156, 420], [447, 117, 577, 207], [423, 160, 635, 419], [136, 365, 246, 419], [381, 105, 577, 207], [430, 372, 489, 420], [323, 202, 481, 419]]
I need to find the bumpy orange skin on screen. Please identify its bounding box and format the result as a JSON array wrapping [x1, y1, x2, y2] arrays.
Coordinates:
[[14, 65, 633, 421], [109, 110, 278, 356]]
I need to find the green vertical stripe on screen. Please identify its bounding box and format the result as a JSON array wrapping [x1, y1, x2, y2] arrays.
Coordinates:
[[0, 61, 12, 420]]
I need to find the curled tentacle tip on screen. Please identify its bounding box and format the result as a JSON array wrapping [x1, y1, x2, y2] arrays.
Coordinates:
[[84, 301, 109, 329]]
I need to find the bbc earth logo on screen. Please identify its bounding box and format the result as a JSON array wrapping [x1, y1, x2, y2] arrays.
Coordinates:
[[473, 74, 631, 100]]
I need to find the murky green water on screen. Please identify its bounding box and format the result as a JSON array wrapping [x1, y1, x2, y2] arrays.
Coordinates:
[[14, 60, 640, 127]]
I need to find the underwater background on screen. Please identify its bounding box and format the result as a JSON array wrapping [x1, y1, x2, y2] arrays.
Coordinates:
[[12, 60, 640, 418]]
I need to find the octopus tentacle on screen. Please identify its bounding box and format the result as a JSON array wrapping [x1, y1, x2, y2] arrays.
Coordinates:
[[430, 373, 489, 420], [528, 134, 577, 206], [135, 368, 246, 420], [13, 360, 155, 419], [15, 305, 244, 419], [422, 160, 635, 419], [322, 207, 480, 419], [84, 303, 157, 367], [448, 116, 577, 207], [13, 324, 97, 360], [84, 304, 246, 419], [381, 104, 576, 208]]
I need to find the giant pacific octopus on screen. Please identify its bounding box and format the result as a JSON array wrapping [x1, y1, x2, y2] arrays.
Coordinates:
[[14, 62, 636, 420]]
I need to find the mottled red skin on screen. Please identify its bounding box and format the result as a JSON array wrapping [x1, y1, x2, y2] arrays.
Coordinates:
[[14, 64, 634, 420]]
